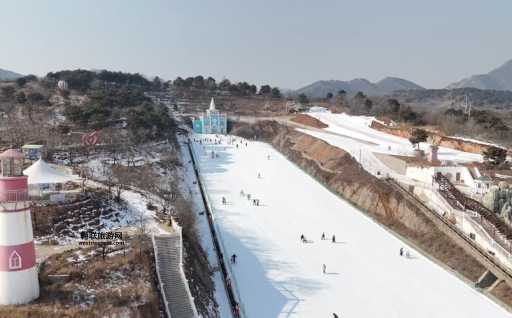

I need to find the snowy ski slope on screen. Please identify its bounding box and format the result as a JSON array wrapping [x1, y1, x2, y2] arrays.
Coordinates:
[[305, 112, 482, 163], [191, 135, 509, 318]]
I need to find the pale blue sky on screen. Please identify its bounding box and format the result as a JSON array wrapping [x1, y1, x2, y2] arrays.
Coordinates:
[[1, 0, 511, 89]]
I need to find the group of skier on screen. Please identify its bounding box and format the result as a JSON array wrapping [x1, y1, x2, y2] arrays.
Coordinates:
[[300, 232, 337, 275], [195, 136, 344, 318], [238, 190, 263, 206], [301, 232, 336, 244], [399, 247, 411, 258]]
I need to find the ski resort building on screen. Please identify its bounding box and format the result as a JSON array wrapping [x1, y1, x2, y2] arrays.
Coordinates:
[[21, 144, 45, 161], [403, 160, 493, 195], [192, 98, 227, 134], [0, 149, 39, 304], [374, 152, 494, 196]]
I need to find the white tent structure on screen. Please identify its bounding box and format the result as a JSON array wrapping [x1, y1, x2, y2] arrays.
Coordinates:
[[23, 159, 80, 200], [24, 159, 79, 184]]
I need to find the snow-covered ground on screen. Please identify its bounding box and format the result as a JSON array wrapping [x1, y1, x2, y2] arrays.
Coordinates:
[[304, 112, 482, 163], [191, 134, 509, 318], [177, 138, 233, 318], [85, 180, 166, 236]]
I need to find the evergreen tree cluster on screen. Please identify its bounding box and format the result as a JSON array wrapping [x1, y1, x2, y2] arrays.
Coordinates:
[[172, 76, 281, 98]]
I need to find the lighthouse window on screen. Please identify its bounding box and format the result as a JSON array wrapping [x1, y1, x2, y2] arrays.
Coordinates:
[[8, 251, 22, 270], [14, 159, 22, 176], [2, 159, 12, 176]]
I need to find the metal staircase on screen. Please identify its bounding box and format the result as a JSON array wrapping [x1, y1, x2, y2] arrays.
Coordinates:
[[433, 173, 512, 253], [153, 232, 198, 318]]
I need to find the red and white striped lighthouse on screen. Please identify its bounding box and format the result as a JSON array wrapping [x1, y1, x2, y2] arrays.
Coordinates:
[[0, 149, 39, 304]]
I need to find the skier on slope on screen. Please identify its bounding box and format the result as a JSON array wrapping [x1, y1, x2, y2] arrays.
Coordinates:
[[333, 313, 339, 318], [300, 234, 305, 243], [322, 264, 327, 274], [257, 173, 261, 178], [400, 247, 404, 256], [321, 232, 325, 240], [233, 303, 240, 317], [332, 235, 336, 243]]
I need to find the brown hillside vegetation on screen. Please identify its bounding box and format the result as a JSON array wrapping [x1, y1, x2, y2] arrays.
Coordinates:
[[232, 120, 512, 308], [0, 243, 161, 318]]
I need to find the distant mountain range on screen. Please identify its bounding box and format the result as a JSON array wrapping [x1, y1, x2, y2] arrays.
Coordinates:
[[0, 68, 23, 81], [447, 59, 512, 91], [294, 77, 424, 98]]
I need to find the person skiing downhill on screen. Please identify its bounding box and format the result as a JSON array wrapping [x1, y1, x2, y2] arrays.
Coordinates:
[[321, 232, 325, 240], [400, 247, 404, 256], [333, 313, 339, 318], [300, 234, 305, 243], [322, 264, 327, 274], [332, 235, 336, 243]]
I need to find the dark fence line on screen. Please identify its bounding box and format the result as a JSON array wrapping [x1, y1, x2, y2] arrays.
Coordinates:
[[186, 140, 242, 318]]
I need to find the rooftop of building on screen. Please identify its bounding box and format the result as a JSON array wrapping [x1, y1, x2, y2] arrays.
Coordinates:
[[390, 154, 442, 167], [0, 148, 25, 159]]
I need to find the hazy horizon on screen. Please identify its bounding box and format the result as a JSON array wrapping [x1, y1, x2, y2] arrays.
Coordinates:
[[1, 0, 511, 89]]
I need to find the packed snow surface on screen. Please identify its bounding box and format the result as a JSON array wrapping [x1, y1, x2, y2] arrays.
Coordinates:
[[192, 134, 508, 318], [178, 138, 234, 318], [304, 112, 483, 163]]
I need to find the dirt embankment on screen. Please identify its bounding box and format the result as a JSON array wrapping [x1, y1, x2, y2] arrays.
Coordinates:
[[290, 114, 328, 129], [370, 120, 500, 154], [232, 121, 492, 283]]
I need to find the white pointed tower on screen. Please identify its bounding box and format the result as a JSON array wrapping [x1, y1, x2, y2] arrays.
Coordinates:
[[0, 149, 39, 304], [208, 97, 216, 111], [192, 97, 227, 134]]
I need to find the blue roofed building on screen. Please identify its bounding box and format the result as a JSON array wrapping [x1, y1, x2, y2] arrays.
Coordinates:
[[192, 98, 227, 134]]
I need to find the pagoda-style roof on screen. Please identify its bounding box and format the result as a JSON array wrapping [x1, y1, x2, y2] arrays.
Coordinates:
[[0, 149, 24, 159]]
